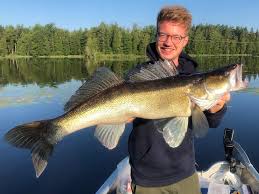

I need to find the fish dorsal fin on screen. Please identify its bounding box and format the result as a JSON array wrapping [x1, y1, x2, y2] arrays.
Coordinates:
[[94, 123, 126, 149], [64, 67, 124, 112], [127, 60, 178, 82]]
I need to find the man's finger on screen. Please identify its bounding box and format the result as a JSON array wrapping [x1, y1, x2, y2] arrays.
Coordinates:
[[222, 93, 231, 102]]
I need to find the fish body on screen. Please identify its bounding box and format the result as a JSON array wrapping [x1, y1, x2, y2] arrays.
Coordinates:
[[5, 62, 248, 177], [56, 78, 191, 133]]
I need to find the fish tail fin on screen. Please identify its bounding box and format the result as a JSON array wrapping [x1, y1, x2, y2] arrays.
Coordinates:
[[4, 120, 59, 178]]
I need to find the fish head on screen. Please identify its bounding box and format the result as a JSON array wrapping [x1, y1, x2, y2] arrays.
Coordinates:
[[204, 64, 248, 95], [228, 63, 249, 91]]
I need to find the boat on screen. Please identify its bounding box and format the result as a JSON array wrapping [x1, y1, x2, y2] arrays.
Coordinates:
[[95, 128, 259, 194]]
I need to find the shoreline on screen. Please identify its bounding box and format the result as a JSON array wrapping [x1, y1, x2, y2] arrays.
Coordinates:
[[1, 54, 259, 60]]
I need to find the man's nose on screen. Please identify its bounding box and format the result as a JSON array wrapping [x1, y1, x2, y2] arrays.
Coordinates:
[[163, 38, 175, 47]]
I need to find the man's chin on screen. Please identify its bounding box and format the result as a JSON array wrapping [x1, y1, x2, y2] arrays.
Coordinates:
[[160, 54, 175, 61]]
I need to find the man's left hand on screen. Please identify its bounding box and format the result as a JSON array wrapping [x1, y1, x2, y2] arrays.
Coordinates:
[[208, 93, 231, 113]]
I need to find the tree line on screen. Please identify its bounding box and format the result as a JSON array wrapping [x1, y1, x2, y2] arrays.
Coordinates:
[[0, 23, 259, 57]]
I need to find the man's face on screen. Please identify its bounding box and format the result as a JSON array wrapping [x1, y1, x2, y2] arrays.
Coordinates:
[[156, 21, 189, 62]]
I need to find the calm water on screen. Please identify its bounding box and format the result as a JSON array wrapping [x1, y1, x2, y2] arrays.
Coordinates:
[[0, 57, 259, 194]]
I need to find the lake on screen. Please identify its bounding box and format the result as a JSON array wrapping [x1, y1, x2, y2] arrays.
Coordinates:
[[0, 57, 258, 194]]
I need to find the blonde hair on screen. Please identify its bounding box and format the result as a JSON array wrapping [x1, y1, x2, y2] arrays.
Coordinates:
[[157, 5, 192, 33]]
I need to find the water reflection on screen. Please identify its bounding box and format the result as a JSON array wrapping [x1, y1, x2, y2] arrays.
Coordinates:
[[0, 82, 84, 108], [0, 58, 143, 108], [0, 58, 88, 86], [240, 87, 259, 95], [1, 56, 259, 86]]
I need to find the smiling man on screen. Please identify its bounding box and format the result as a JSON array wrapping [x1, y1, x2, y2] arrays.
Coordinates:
[[127, 5, 230, 194], [155, 7, 190, 65]]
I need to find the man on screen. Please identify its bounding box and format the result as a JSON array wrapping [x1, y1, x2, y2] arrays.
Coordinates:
[[127, 5, 230, 194]]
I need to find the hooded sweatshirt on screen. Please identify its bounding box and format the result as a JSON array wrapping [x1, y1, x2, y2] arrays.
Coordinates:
[[127, 42, 227, 187]]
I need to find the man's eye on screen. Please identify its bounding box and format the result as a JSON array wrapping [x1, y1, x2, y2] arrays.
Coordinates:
[[160, 33, 167, 37], [173, 36, 181, 40]]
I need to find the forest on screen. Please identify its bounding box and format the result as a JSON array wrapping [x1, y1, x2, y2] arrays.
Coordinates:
[[0, 22, 259, 58]]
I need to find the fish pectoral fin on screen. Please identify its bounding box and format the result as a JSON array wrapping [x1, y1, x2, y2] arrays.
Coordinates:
[[159, 117, 188, 148], [94, 123, 126, 149], [126, 60, 178, 82], [153, 118, 174, 132], [192, 105, 209, 138], [188, 94, 222, 110], [64, 67, 124, 112]]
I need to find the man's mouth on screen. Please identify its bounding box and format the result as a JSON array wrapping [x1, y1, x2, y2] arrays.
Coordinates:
[[161, 47, 175, 52]]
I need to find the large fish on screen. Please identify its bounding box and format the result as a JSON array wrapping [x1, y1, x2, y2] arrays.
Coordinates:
[[5, 62, 247, 177]]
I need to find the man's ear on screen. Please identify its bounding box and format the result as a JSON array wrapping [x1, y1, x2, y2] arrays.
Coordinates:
[[183, 36, 189, 47]]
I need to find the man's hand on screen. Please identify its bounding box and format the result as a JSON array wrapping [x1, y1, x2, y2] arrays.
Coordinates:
[[208, 93, 231, 113], [126, 118, 135, 123]]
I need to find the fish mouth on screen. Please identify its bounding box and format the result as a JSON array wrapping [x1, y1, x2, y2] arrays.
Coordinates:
[[229, 64, 248, 91]]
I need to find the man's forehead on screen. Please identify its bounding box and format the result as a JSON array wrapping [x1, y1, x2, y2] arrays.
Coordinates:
[[157, 21, 188, 34], [158, 21, 187, 29]]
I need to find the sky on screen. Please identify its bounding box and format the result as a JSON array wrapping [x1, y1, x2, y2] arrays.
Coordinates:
[[1, 0, 259, 31]]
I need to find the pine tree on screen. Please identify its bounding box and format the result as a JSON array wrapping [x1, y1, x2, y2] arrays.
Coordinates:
[[111, 24, 122, 53]]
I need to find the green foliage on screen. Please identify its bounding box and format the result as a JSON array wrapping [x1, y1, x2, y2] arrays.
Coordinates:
[[0, 35, 7, 56], [189, 24, 259, 56], [0, 23, 259, 58], [111, 24, 122, 53]]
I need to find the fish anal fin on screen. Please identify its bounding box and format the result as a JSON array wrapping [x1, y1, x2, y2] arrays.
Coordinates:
[[94, 123, 126, 149]]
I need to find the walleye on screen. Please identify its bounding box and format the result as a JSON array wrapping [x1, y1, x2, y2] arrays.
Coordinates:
[[5, 62, 247, 177]]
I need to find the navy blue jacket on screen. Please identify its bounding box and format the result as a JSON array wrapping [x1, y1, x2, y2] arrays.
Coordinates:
[[127, 42, 227, 187]]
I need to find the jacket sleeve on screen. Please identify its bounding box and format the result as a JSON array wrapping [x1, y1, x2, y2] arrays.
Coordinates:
[[204, 105, 227, 128]]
